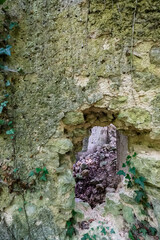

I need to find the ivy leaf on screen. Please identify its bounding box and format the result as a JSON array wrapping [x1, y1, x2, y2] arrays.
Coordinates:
[[8, 121, 13, 126], [117, 170, 126, 176], [36, 168, 42, 173], [101, 227, 107, 235], [1, 101, 8, 107], [126, 155, 131, 160], [129, 167, 136, 175], [4, 34, 10, 41], [139, 228, 147, 236], [134, 190, 145, 203], [0, 106, 3, 113], [0, 45, 12, 56], [134, 176, 146, 189], [126, 160, 131, 166], [42, 167, 49, 174], [13, 168, 18, 173], [126, 174, 131, 180], [28, 171, 35, 177], [40, 174, 47, 181], [127, 180, 133, 188], [0, 119, 5, 125], [92, 235, 97, 240], [131, 225, 137, 231], [110, 229, 115, 234], [5, 93, 9, 98], [5, 80, 10, 86], [122, 163, 126, 168], [81, 233, 92, 240], [149, 227, 157, 236], [6, 128, 15, 135], [9, 22, 18, 30], [18, 207, 23, 212], [132, 152, 137, 157], [128, 230, 135, 240], [0, 0, 6, 4]]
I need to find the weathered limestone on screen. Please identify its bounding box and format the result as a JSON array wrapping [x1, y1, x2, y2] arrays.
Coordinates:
[[0, 0, 160, 239]]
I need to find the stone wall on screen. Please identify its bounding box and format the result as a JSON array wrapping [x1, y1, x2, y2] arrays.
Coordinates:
[[0, 0, 160, 239]]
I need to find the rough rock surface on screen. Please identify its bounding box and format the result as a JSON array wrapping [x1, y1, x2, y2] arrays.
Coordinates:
[[0, 0, 160, 239]]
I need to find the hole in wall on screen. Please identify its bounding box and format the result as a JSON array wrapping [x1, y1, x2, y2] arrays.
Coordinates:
[[73, 124, 127, 208]]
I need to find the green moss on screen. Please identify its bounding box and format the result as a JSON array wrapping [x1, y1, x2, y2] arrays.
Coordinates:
[[109, 96, 128, 109], [118, 108, 151, 129], [134, 72, 160, 91], [63, 112, 85, 125]]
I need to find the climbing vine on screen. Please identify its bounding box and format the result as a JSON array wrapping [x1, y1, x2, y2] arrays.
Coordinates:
[[117, 153, 158, 240], [0, 0, 18, 140]]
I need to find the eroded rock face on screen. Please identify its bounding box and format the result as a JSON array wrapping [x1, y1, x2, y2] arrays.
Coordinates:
[[0, 0, 160, 239]]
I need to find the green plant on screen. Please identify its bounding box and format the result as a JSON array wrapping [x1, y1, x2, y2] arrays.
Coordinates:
[[117, 153, 158, 240], [28, 167, 49, 181], [117, 153, 149, 209], [66, 210, 77, 238], [81, 222, 116, 240]]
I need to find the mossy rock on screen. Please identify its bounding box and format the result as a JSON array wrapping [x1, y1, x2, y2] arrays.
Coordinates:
[[63, 112, 85, 125]]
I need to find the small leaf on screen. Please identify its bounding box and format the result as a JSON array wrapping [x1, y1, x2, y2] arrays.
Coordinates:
[[0, 45, 12, 56], [5, 80, 10, 86], [36, 168, 42, 173], [101, 227, 107, 235], [8, 121, 13, 126], [134, 176, 146, 189], [0, 0, 7, 5], [18, 207, 23, 212], [117, 170, 126, 176], [127, 155, 131, 160], [40, 174, 47, 181], [1, 101, 8, 107], [129, 167, 136, 175], [127, 180, 133, 188], [110, 228, 115, 234], [139, 228, 147, 236], [125, 174, 131, 180], [132, 152, 137, 157], [149, 227, 157, 236], [134, 190, 146, 203], [4, 34, 10, 41], [122, 163, 126, 168], [0, 119, 5, 125], [42, 167, 49, 174], [9, 22, 18, 30], [28, 171, 35, 177], [0, 106, 3, 113], [128, 230, 135, 240], [13, 168, 18, 173], [6, 128, 15, 135], [126, 160, 131, 166], [5, 93, 9, 97], [131, 225, 137, 231]]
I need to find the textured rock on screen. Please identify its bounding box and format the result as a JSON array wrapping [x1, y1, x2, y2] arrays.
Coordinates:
[[0, 0, 160, 239]]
